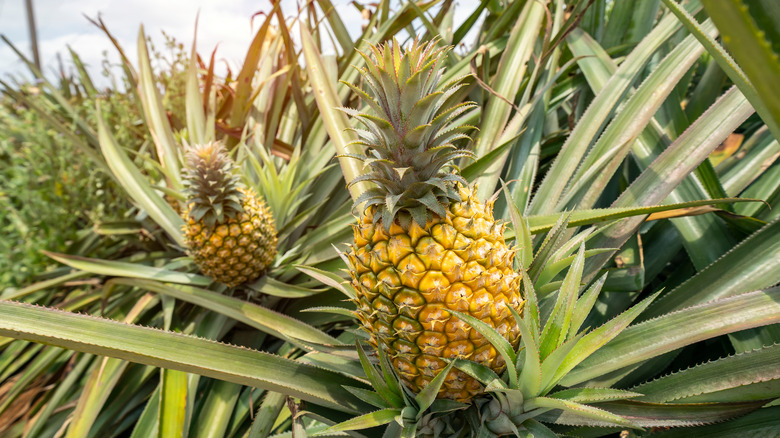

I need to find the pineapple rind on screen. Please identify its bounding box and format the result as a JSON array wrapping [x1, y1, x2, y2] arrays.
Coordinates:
[[181, 142, 277, 287], [348, 185, 524, 402], [185, 187, 277, 287]]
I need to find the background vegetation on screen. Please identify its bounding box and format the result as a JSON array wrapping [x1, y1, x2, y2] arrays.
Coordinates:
[[0, 0, 779, 436]]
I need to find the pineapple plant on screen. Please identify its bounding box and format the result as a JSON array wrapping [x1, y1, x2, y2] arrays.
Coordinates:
[[343, 39, 525, 401], [4, 0, 780, 436], [182, 142, 277, 287], [299, 0, 780, 433]]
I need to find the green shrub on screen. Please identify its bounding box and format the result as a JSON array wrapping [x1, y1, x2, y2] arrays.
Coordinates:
[[0, 32, 190, 288]]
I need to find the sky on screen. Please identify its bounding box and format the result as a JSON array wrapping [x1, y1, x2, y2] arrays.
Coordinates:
[[0, 0, 481, 87]]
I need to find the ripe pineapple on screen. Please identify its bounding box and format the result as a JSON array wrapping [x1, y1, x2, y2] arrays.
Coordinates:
[[344, 40, 524, 402], [182, 142, 277, 287]]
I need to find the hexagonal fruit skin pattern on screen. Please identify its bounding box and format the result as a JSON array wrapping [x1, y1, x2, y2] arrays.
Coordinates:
[[348, 185, 524, 402], [185, 188, 277, 287]]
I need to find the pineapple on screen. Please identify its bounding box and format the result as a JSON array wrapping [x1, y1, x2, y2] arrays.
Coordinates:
[[182, 142, 277, 287], [344, 40, 524, 402]]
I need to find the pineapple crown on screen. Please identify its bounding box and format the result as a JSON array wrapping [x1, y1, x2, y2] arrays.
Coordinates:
[[182, 142, 245, 228], [341, 38, 477, 229]]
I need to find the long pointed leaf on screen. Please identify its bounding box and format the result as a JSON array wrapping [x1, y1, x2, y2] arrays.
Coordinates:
[[522, 198, 759, 235], [0, 300, 369, 413], [583, 86, 754, 282], [645, 406, 780, 437], [646, 217, 780, 318], [136, 26, 182, 189], [159, 368, 188, 438], [524, 396, 634, 428], [96, 105, 185, 246], [474, 0, 547, 199], [315, 408, 399, 436], [44, 252, 207, 285], [537, 399, 767, 427], [415, 359, 457, 415], [632, 343, 780, 403], [546, 291, 661, 390], [450, 310, 517, 388], [300, 24, 368, 202], [356, 341, 403, 408], [562, 287, 780, 386], [530, 5, 700, 214], [111, 278, 341, 347]]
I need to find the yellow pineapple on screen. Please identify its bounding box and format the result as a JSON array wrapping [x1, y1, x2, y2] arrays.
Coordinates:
[[344, 40, 524, 402], [182, 142, 277, 287]]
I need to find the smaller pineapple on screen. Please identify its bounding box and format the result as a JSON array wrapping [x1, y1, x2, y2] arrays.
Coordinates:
[[182, 142, 277, 287]]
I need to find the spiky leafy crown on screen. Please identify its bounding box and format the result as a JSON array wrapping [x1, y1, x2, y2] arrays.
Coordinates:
[[183, 142, 244, 228], [342, 38, 476, 229]]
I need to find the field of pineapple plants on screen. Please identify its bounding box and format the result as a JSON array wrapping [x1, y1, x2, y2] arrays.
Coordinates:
[[1, 0, 780, 436]]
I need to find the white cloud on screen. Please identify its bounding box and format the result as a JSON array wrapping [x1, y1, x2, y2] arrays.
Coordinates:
[[2, 0, 289, 84], [1, 0, 482, 87]]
